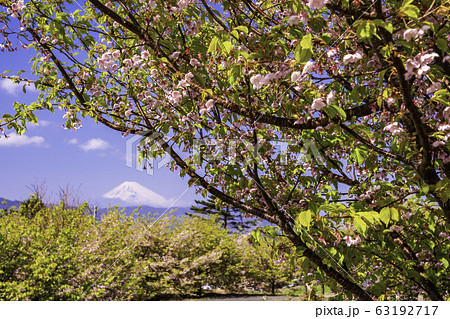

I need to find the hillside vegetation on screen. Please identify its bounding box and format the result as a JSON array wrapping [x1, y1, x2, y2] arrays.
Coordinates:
[[0, 196, 310, 300]]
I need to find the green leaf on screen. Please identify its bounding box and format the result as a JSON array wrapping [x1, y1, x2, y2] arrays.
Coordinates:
[[233, 26, 249, 34], [207, 37, 219, 54], [380, 207, 399, 225], [402, 6, 419, 19], [378, 69, 387, 87], [436, 38, 448, 54], [17, 70, 26, 76], [300, 34, 312, 49], [299, 48, 312, 63], [321, 34, 332, 44], [332, 105, 346, 120], [324, 106, 337, 119], [372, 19, 393, 34], [421, 183, 430, 195], [390, 207, 399, 222], [296, 210, 312, 229], [251, 229, 261, 245], [358, 211, 380, 224], [356, 20, 378, 42], [380, 207, 391, 226], [432, 89, 450, 106], [399, 0, 420, 19], [400, 0, 414, 7], [353, 217, 367, 235], [441, 257, 449, 269], [294, 34, 313, 63], [294, 42, 302, 62], [350, 86, 361, 103], [228, 65, 241, 85], [354, 148, 365, 165], [222, 41, 233, 54]]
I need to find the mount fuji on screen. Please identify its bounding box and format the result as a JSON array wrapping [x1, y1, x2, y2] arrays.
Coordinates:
[[102, 181, 179, 208]]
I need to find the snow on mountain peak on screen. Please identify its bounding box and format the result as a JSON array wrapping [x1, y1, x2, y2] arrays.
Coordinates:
[[102, 181, 174, 207]]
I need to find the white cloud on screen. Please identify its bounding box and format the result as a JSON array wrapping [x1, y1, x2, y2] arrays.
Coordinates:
[[29, 120, 53, 129], [0, 79, 37, 95], [68, 138, 78, 145], [80, 138, 109, 151], [37, 120, 52, 127], [0, 132, 45, 147]]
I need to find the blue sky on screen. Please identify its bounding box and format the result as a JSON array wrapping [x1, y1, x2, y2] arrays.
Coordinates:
[[0, 48, 200, 207]]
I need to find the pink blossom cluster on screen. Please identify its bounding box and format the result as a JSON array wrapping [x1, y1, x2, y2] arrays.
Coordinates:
[[167, 90, 183, 105], [288, 13, 308, 26], [7, 1, 26, 18], [170, 0, 191, 13], [307, 0, 329, 10], [426, 81, 441, 95], [404, 52, 439, 79], [200, 99, 215, 115], [437, 150, 450, 164], [384, 122, 404, 135], [401, 25, 430, 42], [177, 72, 194, 89], [250, 72, 282, 90], [311, 98, 325, 111], [97, 53, 118, 71], [342, 52, 363, 65], [89, 80, 105, 98]]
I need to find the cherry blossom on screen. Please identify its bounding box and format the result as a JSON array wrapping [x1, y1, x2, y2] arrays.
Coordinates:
[[405, 52, 439, 79], [288, 15, 300, 26], [177, 0, 190, 10], [384, 122, 404, 135], [250, 74, 269, 89], [343, 52, 363, 65], [291, 71, 302, 83], [326, 91, 336, 104], [112, 50, 120, 59], [327, 48, 338, 58], [205, 99, 214, 110], [190, 58, 201, 68], [432, 141, 445, 148], [307, 0, 328, 10], [311, 98, 325, 111], [426, 82, 441, 95], [168, 90, 183, 105], [443, 107, 450, 119], [302, 61, 315, 74], [403, 29, 418, 42]]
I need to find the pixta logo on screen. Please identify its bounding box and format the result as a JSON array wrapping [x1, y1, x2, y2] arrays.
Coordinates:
[[191, 138, 324, 166], [125, 131, 171, 175], [126, 131, 324, 173]]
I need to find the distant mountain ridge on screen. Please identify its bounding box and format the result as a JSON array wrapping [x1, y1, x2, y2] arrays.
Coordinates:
[[1, 196, 266, 230], [102, 181, 185, 208], [1, 195, 190, 220], [0, 197, 21, 210]]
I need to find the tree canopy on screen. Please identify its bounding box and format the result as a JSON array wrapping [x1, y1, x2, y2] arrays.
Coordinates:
[[189, 195, 257, 231], [1, 0, 449, 300]]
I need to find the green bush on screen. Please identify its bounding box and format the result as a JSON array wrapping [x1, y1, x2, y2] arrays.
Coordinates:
[[0, 198, 302, 300]]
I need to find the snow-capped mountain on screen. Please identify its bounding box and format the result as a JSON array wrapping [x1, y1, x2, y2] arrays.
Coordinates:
[[102, 181, 176, 208]]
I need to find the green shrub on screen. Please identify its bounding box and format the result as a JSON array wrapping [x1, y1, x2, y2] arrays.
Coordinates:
[[0, 198, 302, 300]]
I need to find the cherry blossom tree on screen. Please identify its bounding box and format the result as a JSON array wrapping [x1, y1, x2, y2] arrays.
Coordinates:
[[1, 0, 449, 300]]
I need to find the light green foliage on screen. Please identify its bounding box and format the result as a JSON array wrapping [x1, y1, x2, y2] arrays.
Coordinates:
[[0, 198, 301, 300]]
